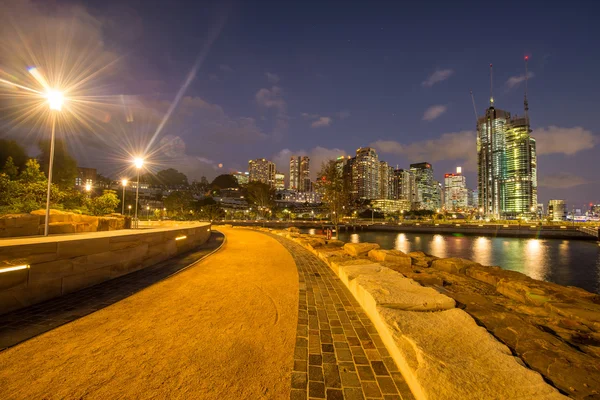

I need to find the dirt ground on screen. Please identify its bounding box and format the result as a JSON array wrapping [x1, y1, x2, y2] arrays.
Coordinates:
[[0, 227, 299, 399]]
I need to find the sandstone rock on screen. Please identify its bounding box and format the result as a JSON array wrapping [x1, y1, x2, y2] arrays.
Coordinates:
[[326, 239, 345, 247], [377, 307, 567, 400], [286, 227, 300, 233], [431, 257, 479, 274], [343, 242, 379, 257], [408, 251, 427, 258], [305, 237, 326, 249], [347, 266, 456, 312], [368, 249, 411, 268]]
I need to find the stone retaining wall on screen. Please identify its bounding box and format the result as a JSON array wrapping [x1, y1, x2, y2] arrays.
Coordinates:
[[0, 223, 211, 315], [258, 227, 600, 399], [0, 210, 127, 238]]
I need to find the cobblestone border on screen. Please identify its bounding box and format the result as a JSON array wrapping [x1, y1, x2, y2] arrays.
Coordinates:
[[266, 233, 415, 400]]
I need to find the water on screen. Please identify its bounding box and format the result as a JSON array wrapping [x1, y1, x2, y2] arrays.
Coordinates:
[[306, 229, 600, 293]]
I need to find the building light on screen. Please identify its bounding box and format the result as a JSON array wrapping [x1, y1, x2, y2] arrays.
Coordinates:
[[0, 264, 29, 274]]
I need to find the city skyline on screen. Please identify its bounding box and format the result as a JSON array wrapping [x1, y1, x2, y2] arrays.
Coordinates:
[[0, 0, 598, 209]]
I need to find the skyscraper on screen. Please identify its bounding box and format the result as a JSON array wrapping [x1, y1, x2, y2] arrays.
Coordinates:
[[300, 156, 310, 192], [352, 147, 380, 200], [444, 166, 469, 211], [289, 157, 300, 190], [275, 172, 285, 190], [477, 61, 537, 218], [548, 199, 567, 221], [410, 162, 435, 210], [248, 158, 276, 187], [393, 169, 415, 203], [379, 161, 394, 200]]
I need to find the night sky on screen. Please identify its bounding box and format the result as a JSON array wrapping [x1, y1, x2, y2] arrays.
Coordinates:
[[2, 0, 600, 208]]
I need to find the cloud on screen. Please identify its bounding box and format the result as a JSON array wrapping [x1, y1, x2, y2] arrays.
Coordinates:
[[506, 71, 534, 89], [311, 116, 332, 128], [422, 69, 454, 87], [273, 146, 347, 180], [208, 74, 219, 82], [534, 126, 597, 155], [158, 135, 220, 181], [337, 110, 351, 120], [255, 86, 286, 112], [219, 64, 233, 72], [539, 172, 588, 189], [371, 131, 477, 170], [266, 72, 280, 84], [423, 105, 447, 121], [302, 113, 320, 119]]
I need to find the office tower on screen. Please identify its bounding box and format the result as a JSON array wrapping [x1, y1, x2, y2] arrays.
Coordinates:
[[410, 162, 435, 210], [233, 171, 249, 185], [352, 147, 380, 200], [477, 61, 537, 218], [548, 199, 567, 221], [248, 158, 276, 187], [379, 161, 395, 200], [289, 157, 300, 190], [468, 189, 479, 209], [300, 156, 311, 192], [335, 156, 355, 198], [393, 169, 415, 203], [444, 166, 469, 211], [433, 181, 443, 210], [275, 172, 285, 190]]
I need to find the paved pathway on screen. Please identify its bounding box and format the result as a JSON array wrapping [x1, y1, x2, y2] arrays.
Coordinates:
[[0, 232, 224, 350], [267, 233, 414, 400]]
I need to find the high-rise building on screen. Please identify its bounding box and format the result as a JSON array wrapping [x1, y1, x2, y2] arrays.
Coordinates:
[[300, 156, 311, 192], [468, 189, 479, 210], [410, 162, 435, 210], [477, 63, 537, 218], [433, 181, 443, 210], [233, 171, 249, 185], [335, 156, 355, 198], [275, 172, 285, 190], [379, 161, 394, 200], [352, 147, 380, 200], [444, 167, 469, 211], [289, 157, 300, 190], [548, 199, 567, 221], [393, 169, 415, 203], [248, 158, 276, 187]]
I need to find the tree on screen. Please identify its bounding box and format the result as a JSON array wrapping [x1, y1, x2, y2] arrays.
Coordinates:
[[0, 139, 28, 171], [19, 159, 46, 183], [88, 190, 120, 216], [164, 190, 194, 219], [246, 181, 275, 218], [38, 139, 78, 189], [191, 176, 210, 195], [199, 204, 223, 222], [316, 160, 351, 233], [211, 174, 239, 190], [1, 157, 19, 180]]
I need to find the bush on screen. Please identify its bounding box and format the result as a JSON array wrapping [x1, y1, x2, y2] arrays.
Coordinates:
[[88, 190, 120, 216]]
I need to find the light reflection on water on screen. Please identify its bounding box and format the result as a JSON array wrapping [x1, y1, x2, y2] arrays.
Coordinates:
[[327, 230, 600, 293]]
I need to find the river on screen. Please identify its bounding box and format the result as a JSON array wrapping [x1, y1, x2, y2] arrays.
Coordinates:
[[305, 229, 600, 293]]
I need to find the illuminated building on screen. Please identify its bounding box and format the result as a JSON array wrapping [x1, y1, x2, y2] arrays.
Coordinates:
[[548, 199, 567, 221], [76, 167, 96, 188], [275, 172, 285, 190], [248, 158, 276, 187], [393, 169, 415, 203], [379, 161, 394, 200], [352, 147, 380, 200], [410, 162, 435, 210], [433, 180, 443, 210], [335, 156, 355, 197], [289, 157, 299, 190], [233, 171, 249, 185], [300, 156, 311, 192], [371, 199, 411, 214], [444, 167, 468, 210]]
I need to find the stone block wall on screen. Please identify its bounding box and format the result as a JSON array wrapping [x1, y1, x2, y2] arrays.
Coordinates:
[[0, 210, 127, 238], [0, 223, 211, 315]]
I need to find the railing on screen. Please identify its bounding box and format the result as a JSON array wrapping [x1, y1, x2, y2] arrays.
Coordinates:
[[578, 226, 599, 237]]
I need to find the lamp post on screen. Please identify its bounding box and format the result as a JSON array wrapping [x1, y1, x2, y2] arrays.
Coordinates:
[[128, 204, 132, 216], [121, 179, 128, 215], [146, 205, 150, 221], [42, 89, 64, 236], [133, 158, 144, 228], [85, 183, 91, 199]]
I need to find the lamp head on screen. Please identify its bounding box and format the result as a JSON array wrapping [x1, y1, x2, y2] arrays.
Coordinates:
[[122, 179, 128, 186], [134, 158, 144, 169], [46, 90, 64, 111]]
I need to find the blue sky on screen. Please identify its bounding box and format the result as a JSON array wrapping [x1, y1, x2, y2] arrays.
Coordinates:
[[2, 0, 599, 208]]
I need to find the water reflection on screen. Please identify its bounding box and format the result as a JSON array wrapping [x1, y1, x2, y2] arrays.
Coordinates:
[[473, 237, 492, 266], [524, 239, 547, 281], [308, 228, 316, 235], [350, 233, 360, 244], [394, 233, 410, 254], [430, 235, 447, 258]]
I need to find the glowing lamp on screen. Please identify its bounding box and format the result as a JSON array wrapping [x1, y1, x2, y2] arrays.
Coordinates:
[[46, 90, 64, 111], [134, 158, 144, 169], [122, 179, 128, 186]]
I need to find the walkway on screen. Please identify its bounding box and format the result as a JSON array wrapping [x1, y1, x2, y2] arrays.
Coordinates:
[[0, 228, 299, 399], [267, 233, 414, 400]]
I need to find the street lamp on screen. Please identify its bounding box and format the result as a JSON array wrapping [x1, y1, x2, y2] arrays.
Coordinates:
[[121, 179, 128, 215], [128, 204, 132, 216], [85, 183, 91, 198], [41, 87, 64, 236], [146, 205, 150, 221], [133, 157, 144, 228]]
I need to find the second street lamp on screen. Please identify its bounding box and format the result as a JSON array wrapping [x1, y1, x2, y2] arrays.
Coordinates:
[[42, 88, 64, 237], [121, 179, 128, 215], [133, 157, 144, 228]]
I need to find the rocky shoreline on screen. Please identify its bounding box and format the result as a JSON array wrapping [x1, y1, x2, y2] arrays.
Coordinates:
[[242, 226, 600, 399]]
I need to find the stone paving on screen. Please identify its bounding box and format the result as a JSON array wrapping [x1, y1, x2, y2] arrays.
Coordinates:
[[0, 232, 224, 350], [267, 234, 415, 400]]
